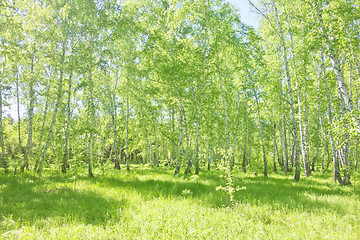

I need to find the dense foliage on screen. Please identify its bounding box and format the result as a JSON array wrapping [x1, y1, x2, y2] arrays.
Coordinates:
[[0, 0, 359, 185]]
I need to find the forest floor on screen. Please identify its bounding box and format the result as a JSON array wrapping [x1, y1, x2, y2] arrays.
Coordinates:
[[0, 164, 359, 239]]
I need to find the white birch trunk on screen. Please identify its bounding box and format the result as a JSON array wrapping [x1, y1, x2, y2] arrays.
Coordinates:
[[272, 1, 301, 181], [37, 43, 66, 174], [217, 59, 229, 162], [0, 55, 6, 171], [62, 72, 72, 173], [23, 51, 36, 172], [126, 72, 130, 171], [255, 95, 268, 177], [320, 51, 342, 184], [174, 103, 184, 175]]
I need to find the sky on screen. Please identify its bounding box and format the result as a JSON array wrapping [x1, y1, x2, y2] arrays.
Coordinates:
[[227, 0, 259, 29]]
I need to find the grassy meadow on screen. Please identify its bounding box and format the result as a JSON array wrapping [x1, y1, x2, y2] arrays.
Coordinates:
[[1, 165, 359, 239]]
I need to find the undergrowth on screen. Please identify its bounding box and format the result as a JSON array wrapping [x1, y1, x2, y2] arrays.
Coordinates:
[[0, 164, 359, 239]]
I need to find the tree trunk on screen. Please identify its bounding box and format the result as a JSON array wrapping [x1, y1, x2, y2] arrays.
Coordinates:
[[315, 2, 356, 184], [62, 72, 72, 173], [248, 124, 252, 166], [281, 114, 288, 174], [207, 137, 211, 170], [174, 103, 184, 175], [217, 59, 230, 166], [108, 71, 120, 170], [355, 140, 358, 171], [87, 70, 95, 178], [155, 124, 159, 167], [39, 75, 51, 144], [112, 99, 120, 170], [0, 56, 6, 172], [272, 124, 278, 173], [183, 125, 193, 175], [272, 1, 301, 181], [37, 41, 66, 174], [162, 135, 166, 163], [193, 129, 200, 175], [183, 109, 192, 174], [23, 52, 36, 172], [146, 131, 151, 164], [87, 132, 94, 178], [319, 51, 342, 184], [126, 71, 130, 171], [289, 138, 295, 172], [15, 67, 22, 164], [231, 93, 241, 171], [274, 122, 284, 173], [242, 121, 248, 173], [185, 38, 207, 174], [319, 115, 326, 172], [100, 122, 110, 167], [255, 95, 268, 177], [241, 100, 249, 173], [296, 81, 310, 177], [288, 24, 310, 177], [326, 136, 330, 170], [313, 73, 323, 172]]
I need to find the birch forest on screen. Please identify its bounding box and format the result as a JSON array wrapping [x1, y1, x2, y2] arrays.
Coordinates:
[[1, 0, 360, 182], [2, 0, 360, 239]]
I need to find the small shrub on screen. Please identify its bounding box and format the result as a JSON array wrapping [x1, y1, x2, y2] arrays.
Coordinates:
[[181, 189, 192, 196]]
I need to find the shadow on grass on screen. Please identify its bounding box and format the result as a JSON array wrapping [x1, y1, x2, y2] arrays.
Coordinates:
[[75, 167, 356, 215], [1, 166, 357, 225], [0, 175, 127, 226], [84, 173, 221, 202], [234, 175, 355, 215]]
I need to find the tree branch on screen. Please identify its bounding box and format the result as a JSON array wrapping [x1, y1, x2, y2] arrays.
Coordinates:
[[247, 0, 280, 38]]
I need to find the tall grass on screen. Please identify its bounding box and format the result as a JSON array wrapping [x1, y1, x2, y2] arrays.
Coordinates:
[[1, 165, 359, 239]]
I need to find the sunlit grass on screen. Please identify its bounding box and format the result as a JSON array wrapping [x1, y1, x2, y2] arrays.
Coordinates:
[[1, 164, 359, 239]]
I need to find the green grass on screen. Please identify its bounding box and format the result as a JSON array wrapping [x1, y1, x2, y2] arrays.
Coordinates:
[[1, 165, 359, 239]]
